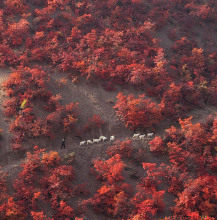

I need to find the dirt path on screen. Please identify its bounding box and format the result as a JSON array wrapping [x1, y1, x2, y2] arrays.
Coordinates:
[[186, 105, 217, 124], [46, 69, 133, 140], [0, 68, 13, 158]]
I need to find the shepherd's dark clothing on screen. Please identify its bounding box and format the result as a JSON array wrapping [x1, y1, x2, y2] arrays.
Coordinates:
[[61, 138, 66, 149]]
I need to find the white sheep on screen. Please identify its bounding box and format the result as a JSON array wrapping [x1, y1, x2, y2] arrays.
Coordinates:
[[139, 134, 146, 140], [93, 138, 101, 144], [110, 136, 115, 141], [147, 132, 154, 138], [132, 133, 140, 139], [87, 140, 93, 145], [80, 141, 86, 146], [99, 136, 107, 142]]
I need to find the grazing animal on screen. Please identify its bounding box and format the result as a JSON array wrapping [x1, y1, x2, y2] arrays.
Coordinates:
[[87, 140, 93, 145], [80, 141, 86, 146], [99, 136, 107, 142], [132, 133, 140, 139], [139, 134, 146, 140], [110, 136, 115, 141], [93, 138, 101, 144], [147, 132, 154, 138]]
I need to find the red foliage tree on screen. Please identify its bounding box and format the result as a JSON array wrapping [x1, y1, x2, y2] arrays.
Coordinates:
[[0, 42, 18, 67], [3, 97, 19, 117], [92, 154, 125, 184], [84, 153, 133, 217], [114, 93, 162, 130], [106, 139, 133, 159], [0, 197, 27, 220], [4, 18, 30, 46], [46, 102, 78, 134], [160, 82, 188, 119], [4, 0, 29, 15], [41, 151, 61, 168], [82, 183, 133, 218], [10, 146, 76, 219], [57, 200, 74, 220], [173, 175, 217, 219], [129, 162, 166, 220], [31, 211, 53, 220], [149, 136, 165, 153]]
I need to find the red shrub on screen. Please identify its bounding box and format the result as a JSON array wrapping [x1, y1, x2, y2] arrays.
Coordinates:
[[93, 154, 125, 184], [107, 139, 133, 158], [31, 211, 53, 220], [149, 136, 165, 153], [84, 184, 132, 217]]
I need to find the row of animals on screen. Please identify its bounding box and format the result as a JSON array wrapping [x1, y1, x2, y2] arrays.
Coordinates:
[[79, 133, 154, 146]]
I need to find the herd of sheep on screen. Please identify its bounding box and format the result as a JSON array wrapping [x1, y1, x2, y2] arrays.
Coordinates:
[[79, 133, 154, 146]]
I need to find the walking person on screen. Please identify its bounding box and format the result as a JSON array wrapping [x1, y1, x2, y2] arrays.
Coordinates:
[[61, 137, 66, 149]]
